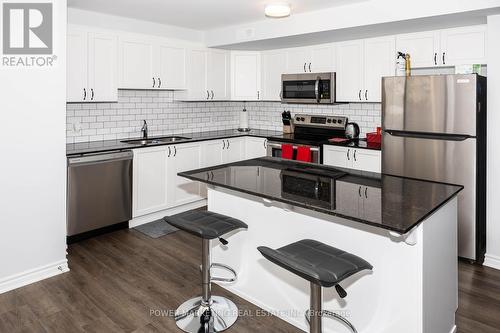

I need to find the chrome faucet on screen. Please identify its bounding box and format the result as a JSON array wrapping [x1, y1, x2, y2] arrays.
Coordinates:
[[141, 120, 148, 139]]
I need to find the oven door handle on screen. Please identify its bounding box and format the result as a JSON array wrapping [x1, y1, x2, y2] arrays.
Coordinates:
[[315, 76, 321, 103]]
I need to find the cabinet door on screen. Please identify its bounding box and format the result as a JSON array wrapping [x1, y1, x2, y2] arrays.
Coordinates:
[[440, 26, 487, 65], [169, 143, 202, 207], [202, 140, 224, 167], [119, 36, 155, 89], [133, 147, 169, 217], [88, 32, 118, 102], [335, 181, 362, 218], [245, 137, 267, 159], [353, 149, 381, 173], [396, 31, 440, 68], [67, 28, 87, 102], [323, 146, 351, 168], [157, 43, 187, 89], [261, 50, 288, 101], [362, 186, 382, 222], [286, 47, 311, 73], [336, 40, 364, 102], [231, 52, 261, 100], [223, 138, 245, 163], [363, 36, 395, 103], [208, 49, 230, 100], [188, 49, 209, 100], [311, 44, 336, 72]]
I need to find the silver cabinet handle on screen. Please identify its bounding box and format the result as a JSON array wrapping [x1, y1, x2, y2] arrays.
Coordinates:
[[354, 149, 357, 161], [168, 146, 171, 157], [358, 186, 362, 197], [91, 88, 94, 101], [264, 139, 267, 149], [83, 88, 86, 101], [365, 187, 368, 199], [365, 90, 368, 101], [309, 63, 312, 72], [442, 52, 446, 65], [158, 78, 161, 88], [207, 90, 210, 100], [257, 91, 260, 100], [358, 90, 362, 101], [211, 90, 214, 100], [222, 140, 226, 149], [227, 139, 230, 149], [347, 149, 350, 160], [304, 63, 307, 72], [174, 146, 177, 156], [434, 53, 437, 65], [153, 77, 156, 88]]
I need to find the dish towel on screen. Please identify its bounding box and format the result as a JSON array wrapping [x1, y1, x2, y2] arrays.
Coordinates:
[[281, 144, 294, 159], [296, 146, 312, 162]]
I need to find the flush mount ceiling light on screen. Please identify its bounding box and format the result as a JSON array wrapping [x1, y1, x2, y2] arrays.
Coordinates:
[[265, 3, 291, 18]]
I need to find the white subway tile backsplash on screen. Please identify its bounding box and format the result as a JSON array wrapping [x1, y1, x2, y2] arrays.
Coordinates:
[[66, 90, 381, 143]]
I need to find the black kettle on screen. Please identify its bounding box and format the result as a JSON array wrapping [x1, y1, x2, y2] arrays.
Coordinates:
[[345, 122, 360, 139]]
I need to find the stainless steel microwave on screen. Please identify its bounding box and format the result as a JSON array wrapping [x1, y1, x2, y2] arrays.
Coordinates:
[[281, 72, 336, 104]]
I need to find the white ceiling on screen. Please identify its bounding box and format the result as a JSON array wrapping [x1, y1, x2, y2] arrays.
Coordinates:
[[67, 0, 358, 30]]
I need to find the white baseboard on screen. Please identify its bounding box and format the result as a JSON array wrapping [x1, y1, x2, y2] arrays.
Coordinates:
[[0, 259, 69, 294], [129, 199, 207, 228], [484, 253, 500, 271]]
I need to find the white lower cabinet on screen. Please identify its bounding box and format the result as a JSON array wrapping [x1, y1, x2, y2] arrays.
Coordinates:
[[336, 181, 381, 221], [245, 137, 267, 159], [323, 145, 381, 173], [224, 138, 245, 163], [168, 143, 202, 207]]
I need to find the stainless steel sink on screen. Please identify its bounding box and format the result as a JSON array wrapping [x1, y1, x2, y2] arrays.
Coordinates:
[[121, 136, 191, 145]]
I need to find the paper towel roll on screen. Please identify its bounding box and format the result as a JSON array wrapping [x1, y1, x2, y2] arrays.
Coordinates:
[[239, 109, 249, 130]]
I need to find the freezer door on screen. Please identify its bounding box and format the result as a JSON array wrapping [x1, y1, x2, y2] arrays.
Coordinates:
[[382, 131, 477, 259], [382, 75, 478, 136]]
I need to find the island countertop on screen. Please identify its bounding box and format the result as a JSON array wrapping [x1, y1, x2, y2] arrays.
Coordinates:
[[179, 157, 463, 234]]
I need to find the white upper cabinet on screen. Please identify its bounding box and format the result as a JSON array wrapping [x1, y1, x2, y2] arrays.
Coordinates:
[[88, 32, 118, 102], [156, 43, 186, 90], [396, 31, 440, 68], [396, 25, 487, 67], [119, 36, 155, 89], [310, 44, 336, 72], [231, 51, 262, 101], [336, 40, 364, 102], [67, 26, 118, 102], [336, 37, 395, 102], [67, 28, 88, 102], [261, 50, 288, 101], [440, 26, 487, 66], [208, 49, 230, 100], [186, 48, 209, 100], [363, 36, 396, 102], [285, 44, 336, 73], [119, 35, 188, 90]]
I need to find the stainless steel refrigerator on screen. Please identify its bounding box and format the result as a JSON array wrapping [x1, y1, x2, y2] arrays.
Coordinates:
[[382, 74, 486, 263]]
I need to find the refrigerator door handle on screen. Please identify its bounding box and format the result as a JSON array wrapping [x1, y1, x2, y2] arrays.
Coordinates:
[[384, 130, 472, 142]]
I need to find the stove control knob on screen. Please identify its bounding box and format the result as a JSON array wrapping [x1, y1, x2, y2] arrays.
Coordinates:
[[327, 119, 332, 123], [301, 117, 305, 121], [332, 119, 337, 124], [295, 117, 301, 122], [337, 119, 343, 124]]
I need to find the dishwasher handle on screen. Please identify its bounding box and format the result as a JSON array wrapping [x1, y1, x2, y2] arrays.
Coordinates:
[[68, 151, 133, 165]]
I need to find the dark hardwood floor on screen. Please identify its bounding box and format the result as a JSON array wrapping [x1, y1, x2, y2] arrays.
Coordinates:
[[1, 227, 500, 332]]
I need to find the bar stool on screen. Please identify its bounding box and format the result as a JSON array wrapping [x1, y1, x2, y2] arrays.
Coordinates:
[[164, 210, 248, 333], [258, 239, 372, 333]]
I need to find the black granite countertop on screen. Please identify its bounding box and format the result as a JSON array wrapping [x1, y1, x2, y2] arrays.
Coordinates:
[[66, 129, 282, 156], [179, 157, 463, 234]]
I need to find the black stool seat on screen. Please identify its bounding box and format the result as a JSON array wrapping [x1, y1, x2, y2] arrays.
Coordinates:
[[258, 239, 372, 288], [164, 210, 247, 239]]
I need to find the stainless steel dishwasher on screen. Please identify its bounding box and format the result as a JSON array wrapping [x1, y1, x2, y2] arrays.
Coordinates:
[[67, 151, 133, 238]]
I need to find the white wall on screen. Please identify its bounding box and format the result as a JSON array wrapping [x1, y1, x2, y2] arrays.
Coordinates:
[[0, 0, 69, 293], [206, 0, 500, 48], [485, 15, 500, 270], [68, 8, 204, 43]]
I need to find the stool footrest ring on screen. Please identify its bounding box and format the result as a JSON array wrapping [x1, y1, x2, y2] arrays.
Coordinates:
[[210, 263, 237, 283], [305, 309, 358, 333]]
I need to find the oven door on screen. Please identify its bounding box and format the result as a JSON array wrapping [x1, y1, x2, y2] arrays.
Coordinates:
[[267, 141, 321, 164], [281, 73, 335, 104]]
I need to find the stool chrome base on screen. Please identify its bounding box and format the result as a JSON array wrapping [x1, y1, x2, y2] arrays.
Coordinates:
[[175, 296, 238, 333]]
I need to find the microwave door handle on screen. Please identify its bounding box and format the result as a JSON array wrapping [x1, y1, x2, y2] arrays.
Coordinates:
[[315, 77, 320, 103]]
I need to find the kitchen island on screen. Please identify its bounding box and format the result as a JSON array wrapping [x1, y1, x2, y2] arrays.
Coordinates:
[[179, 157, 463, 333]]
